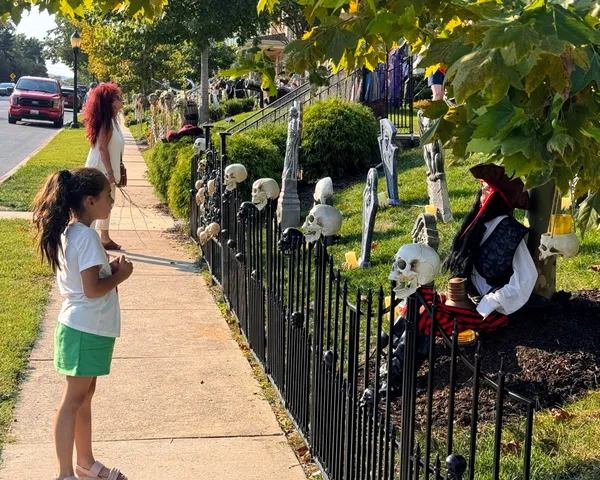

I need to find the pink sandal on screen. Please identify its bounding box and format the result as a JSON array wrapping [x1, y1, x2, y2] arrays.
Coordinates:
[[75, 461, 127, 480]]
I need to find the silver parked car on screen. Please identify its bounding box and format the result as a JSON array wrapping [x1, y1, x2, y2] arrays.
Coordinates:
[[0, 82, 15, 96]]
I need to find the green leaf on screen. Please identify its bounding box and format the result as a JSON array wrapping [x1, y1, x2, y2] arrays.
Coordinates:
[[547, 132, 575, 156], [580, 125, 600, 143], [576, 191, 600, 238], [472, 97, 516, 138], [366, 12, 398, 35], [502, 152, 538, 178], [572, 51, 600, 95], [325, 29, 359, 66], [524, 167, 554, 190], [466, 137, 501, 155], [501, 134, 535, 157], [422, 100, 448, 119], [482, 23, 540, 63]]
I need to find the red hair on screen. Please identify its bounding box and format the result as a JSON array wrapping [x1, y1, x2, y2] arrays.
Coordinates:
[[83, 82, 121, 147]]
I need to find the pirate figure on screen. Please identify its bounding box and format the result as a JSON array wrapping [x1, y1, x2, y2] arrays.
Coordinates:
[[378, 164, 537, 400]]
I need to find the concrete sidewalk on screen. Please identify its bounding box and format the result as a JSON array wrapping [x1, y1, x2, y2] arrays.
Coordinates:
[[0, 128, 306, 478]]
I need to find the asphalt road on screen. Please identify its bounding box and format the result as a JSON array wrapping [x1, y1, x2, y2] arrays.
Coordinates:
[[0, 97, 74, 178]]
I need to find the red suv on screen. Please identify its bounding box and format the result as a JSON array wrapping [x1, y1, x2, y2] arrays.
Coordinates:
[[8, 76, 65, 128]]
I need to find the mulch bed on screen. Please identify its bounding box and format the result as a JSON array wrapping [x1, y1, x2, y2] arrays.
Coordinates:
[[359, 289, 600, 428]]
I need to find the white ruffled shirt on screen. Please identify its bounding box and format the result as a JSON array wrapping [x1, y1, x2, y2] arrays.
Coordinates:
[[471, 215, 537, 319]]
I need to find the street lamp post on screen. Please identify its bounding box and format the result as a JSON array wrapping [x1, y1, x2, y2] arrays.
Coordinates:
[[71, 31, 81, 128]]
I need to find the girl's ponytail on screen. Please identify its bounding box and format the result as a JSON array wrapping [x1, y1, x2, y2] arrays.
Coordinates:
[[32, 167, 107, 272]]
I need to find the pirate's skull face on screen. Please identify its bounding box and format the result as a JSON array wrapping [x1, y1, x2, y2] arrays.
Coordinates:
[[389, 243, 441, 299], [539, 232, 580, 260], [302, 205, 343, 243], [251, 178, 280, 210], [224, 164, 248, 191]]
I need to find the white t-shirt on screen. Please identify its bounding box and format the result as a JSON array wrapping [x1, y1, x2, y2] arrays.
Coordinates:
[[57, 222, 121, 337]]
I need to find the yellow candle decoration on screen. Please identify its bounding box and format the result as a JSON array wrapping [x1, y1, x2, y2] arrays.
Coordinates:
[[549, 214, 574, 236], [378, 191, 388, 207], [425, 204, 437, 215], [384, 296, 403, 318], [345, 251, 358, 269]]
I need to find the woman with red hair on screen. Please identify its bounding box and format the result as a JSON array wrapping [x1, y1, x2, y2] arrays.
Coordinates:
[[83, 82, 125, 250]]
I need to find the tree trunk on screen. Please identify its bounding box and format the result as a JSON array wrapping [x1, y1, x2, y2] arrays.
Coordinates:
[[200, 46, 210, 124], [526, 181, 560, 298]]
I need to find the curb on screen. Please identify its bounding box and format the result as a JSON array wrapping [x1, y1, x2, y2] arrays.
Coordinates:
[[0, 127, 64, 185]]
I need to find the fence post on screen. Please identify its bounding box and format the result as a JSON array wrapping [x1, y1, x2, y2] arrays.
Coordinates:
[[190, 153, 198, 239], [219, 132, 230, 290], [446, 454, 467, 480]]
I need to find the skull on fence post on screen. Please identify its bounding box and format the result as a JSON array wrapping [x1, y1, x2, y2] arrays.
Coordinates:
[[302, 205, 343, 243], [251, 178, 280, 210], [195, 179, 204, 190], [313, 177, 334, 205], [207, 222, 221, 240], [207, 179, 216, 195], [539, 232, 580, 260], [196, 188, 206, 205], [224, 164, 248, 191], [193, 138, 206, 156], [389, 243, 441, 300]]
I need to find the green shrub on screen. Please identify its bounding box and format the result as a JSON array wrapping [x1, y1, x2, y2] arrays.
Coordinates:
[[122, 105, 134, 116], [124, 111, 138, 127], [209, 104, 224, 122], [301, 98, 379, 181], [146, 137, 194, 202], [227, 135, 283, 197], [222, 98, 256, 117], [167, 144, 194, 219], [245, 124, 287, 158]]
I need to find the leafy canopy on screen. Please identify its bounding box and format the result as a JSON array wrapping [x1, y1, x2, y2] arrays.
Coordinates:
[[260, 0, 600, 196]]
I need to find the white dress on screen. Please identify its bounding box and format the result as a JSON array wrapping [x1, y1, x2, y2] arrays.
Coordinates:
[[85, 119, 125, 231], [85, 119, 125, 184]]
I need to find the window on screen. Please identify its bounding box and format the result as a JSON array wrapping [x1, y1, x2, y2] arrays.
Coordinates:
[[16, 79, 59, 94]]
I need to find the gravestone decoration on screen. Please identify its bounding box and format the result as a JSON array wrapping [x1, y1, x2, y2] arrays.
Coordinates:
[[378, 119, 401, 206], [411, 213, 440, 252], [418, 110, 453, 223], [358, 168, 379, 268], [314, 177, 334, 206], [277, 102, 302, 229]]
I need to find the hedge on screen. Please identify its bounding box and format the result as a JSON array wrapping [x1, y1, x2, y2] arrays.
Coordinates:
[[167, 144, 194, 219], [146, 137, 194, 203], [301, 98, 379, 181], [244, 124, 288, 158]]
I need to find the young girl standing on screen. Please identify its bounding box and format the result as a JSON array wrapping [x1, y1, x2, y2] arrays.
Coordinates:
[[32, 168, 133, 480]]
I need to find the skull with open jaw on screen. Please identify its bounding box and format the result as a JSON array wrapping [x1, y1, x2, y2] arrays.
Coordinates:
[[389, 243, 441, 300]]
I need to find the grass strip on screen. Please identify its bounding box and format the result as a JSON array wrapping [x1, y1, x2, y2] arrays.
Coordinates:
[[0, 219, 53, 454], [0, 129, 89, 211]]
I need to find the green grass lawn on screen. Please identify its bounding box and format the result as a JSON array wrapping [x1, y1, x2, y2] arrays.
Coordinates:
[[0, 129, 89, 211], [328, 148, 600, 292], [0, 219, 53, 454]]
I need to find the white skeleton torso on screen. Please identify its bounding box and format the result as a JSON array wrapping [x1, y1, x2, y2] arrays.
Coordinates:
[[471, 215, 537, 319]]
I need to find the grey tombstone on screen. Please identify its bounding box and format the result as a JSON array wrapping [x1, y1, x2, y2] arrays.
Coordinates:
[[418, 110, 453, 223], [277, 102, 302, 229], [358, 168, 379, 268], [411, 213, 440, 252], [377, 119, 400, 206]]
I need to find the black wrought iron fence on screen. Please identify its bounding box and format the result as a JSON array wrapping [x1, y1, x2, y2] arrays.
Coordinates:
[[190, 133, 535, 480]]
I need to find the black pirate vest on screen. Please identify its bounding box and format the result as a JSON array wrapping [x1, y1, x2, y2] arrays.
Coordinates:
[[473, 216, 529, 288]]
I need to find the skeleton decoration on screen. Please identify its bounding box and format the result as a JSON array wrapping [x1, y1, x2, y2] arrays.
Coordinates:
[[224, 164, 248, 191], [195, 179, 204, 190], [389, 243, 441, 300], [196, 187, 206, 205], [539, 232, 580, 260], [277, 102, 302, 229], [193, 138, 206, 156], [251, 178, 280, 210], [411, 213, 440, 252], [302, 205, 343, 243], [198, 223, 221, 246], [417, 110, 453, 222], [175, 95, 188, 129], [148, 93, 159, 145], [378, 119, 400, 206], [358, 168, 379, 268], [313, 177, 334, 206], [207, 179, 216, 195], [278, 227, 305, 255]]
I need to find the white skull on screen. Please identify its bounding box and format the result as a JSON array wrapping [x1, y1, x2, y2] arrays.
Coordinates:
[[539, 232, 579, 260], [302, 205, 343, 243], [195, 179, 204, 190], [175, 96, 187, 109], [207, 222, 221, 238], [193, 138, 206, 155], [207, 179, 216, 195], [389, 243, 441, 299], [199, 203, 206, 215], [224, 164, 248, 191], [314, 177, 334, 204], [251, 178, 280, 210], [196, 188, 205, 205], [196, 226, 205, 238], [199, 231, 209, 245]]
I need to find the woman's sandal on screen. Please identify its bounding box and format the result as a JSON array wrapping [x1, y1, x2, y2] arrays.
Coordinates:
[[102, 240, 122, 251], [75, 461, 127, 480]]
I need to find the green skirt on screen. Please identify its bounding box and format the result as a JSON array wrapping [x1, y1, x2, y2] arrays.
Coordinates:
[[54, 322, 116, 377]]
